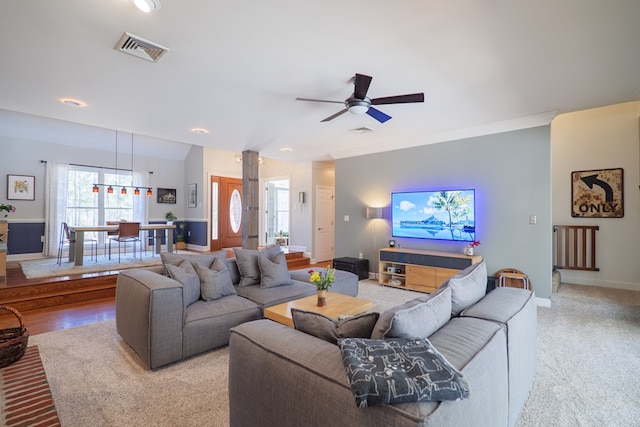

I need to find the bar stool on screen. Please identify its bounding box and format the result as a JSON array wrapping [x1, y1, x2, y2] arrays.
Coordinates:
[[495, 268, 530, 290]]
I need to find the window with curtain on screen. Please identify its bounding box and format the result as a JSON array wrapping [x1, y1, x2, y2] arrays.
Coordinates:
[[66, 166, 143, 243], [44, 162, 149, 256]]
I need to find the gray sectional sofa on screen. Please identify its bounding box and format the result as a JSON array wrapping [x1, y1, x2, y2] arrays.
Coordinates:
[[115, 249, 358, 369], [229, 260, 537, 427]]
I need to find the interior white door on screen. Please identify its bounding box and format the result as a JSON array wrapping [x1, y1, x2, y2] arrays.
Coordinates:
[[314, 186, 335, 263]]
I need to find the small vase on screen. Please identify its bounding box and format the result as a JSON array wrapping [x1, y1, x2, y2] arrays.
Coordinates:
[[317, 289, 327, 307], [463, 246, 474, 256]]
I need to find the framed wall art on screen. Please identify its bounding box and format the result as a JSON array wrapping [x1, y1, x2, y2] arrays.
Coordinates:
[[157, 188, 177, 204], [571, 168, 623, 218], [7, 174, 35, 200], [188, 183, 197, 208]]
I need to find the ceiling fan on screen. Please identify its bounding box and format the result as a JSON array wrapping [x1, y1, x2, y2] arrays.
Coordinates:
[[296, 73, 424, 123]]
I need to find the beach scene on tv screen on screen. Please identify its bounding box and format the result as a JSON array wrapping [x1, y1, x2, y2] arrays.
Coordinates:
[[392, 190, 475, 241]]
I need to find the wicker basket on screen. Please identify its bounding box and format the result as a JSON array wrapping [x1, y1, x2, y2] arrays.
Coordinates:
[[0, 305, 29, 369]]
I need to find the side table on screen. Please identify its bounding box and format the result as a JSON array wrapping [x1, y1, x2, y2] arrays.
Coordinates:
[[332, 257, 369, 280]]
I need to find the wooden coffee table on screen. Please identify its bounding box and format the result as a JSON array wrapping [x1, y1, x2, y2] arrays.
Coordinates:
[[264, 292, 374, 328]]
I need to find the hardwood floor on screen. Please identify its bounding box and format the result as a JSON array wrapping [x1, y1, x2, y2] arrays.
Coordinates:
[[0, 261, 118, 335], [0, 297, 116, 336], [0, 257, 330, 336]]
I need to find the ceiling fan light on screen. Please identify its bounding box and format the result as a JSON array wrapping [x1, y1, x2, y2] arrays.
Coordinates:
[[131, 0, 161, 13], [348, 103, 369, 115]]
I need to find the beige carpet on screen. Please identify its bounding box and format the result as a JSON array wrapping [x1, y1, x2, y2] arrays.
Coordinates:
[[27, 281, 639, 427], [20, 254, 169, 279], [27, 281, 421, 427], [515, 283, 640, 427]]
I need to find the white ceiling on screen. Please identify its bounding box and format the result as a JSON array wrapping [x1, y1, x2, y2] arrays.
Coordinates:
[[0, 0, 638, 163]]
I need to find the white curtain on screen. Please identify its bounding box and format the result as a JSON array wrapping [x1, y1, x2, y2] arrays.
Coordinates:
[[44, 162, 69, 257], [132, 170, 150, 224]]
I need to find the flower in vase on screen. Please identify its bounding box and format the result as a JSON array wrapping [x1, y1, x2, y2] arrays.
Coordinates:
[[308, 265, 336, 291]]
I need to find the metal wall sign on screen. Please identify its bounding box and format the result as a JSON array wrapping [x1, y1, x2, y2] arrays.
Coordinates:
[[571, 168, 624, 218]]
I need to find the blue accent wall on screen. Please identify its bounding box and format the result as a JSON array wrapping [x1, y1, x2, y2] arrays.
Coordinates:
[[186, 221, 208, 246], [7, 222, 45, 254], [148, 220, 208, 246], [7, 220, 209, 255]]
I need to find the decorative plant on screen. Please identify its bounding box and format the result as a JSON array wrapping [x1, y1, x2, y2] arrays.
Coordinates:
[[469, 240, 481, 248], [175, 222, 186, 242], [0, 204, 16, 218], [308, 265, 336, 291], [165, 211, 177, 221]]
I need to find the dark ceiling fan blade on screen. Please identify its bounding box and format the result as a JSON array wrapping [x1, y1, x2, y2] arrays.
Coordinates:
[[321, 109, 349, 122], [296, 97, 344, 104], [371, 93, 425, 105], [353, 74, 373, 100], [366, 107, 392, 123]]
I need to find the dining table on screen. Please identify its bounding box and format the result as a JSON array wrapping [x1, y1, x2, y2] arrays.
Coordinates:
[[68, 223, 176, 266]]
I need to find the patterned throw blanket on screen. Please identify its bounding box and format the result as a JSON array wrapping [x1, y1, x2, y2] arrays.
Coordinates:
[[338, 337, 470, 408]]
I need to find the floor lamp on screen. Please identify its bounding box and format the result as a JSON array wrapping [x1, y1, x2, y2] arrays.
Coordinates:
[[366, 207, 383, 279]]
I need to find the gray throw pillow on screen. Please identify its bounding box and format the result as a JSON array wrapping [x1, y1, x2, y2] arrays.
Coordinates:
[[165, 261, 200, 307], [370, 287, 452, 339], [160, 251, 227, 276], [233, 245, 282, 287], [194, 259, 237, 301], [258, 252, 292, 288], [338, 337, 469, 408], [444, 259, 487, 316], [291, 308, 380, 345], [261, 244, 282, 260], [233, 248, 261, 286]]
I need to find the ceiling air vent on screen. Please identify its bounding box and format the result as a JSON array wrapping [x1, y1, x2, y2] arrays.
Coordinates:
[[115, 32, 169, 63], [349, 126, 375, 134]]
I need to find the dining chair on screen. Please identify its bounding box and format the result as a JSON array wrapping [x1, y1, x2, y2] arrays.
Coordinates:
[[57, 222, 97, 265], [109, 222, 142, 262], [105, 221, 121, 255]]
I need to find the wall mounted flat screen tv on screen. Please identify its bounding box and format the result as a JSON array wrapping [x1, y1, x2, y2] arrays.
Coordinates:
[[391, 189, 476, 242]]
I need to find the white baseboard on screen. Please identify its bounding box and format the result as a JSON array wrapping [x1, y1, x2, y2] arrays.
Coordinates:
[[558, 271, 639, 292], [560, 280, 640, 292], [7, 253, 45, 262], [185, 244, 208, 252]]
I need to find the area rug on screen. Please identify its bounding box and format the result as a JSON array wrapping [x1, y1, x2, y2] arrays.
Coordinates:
[[26, 281, 421, 427], [26, 282, 639, 427], [0, 345, 61, 426], [19, 254, 165, 280]]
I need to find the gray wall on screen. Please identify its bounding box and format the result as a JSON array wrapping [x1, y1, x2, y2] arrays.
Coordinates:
[[335, 126, 553, 299], [0, 135, 186, 241]]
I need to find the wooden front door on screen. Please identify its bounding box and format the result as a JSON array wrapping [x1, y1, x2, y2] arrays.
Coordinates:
[[210, 176, 243, 251]]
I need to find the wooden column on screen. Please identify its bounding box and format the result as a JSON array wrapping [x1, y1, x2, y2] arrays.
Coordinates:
[[242, 150, 259, 249]]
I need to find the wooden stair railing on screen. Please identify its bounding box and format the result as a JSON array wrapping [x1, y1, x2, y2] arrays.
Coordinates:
[[553, 225, 599, 271]]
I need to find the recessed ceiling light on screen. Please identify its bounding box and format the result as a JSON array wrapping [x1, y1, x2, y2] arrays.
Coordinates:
[[280, 147, 293, 152], [61, 98, 87, 108], [191, 128, 208, 134], [130, 0, 161, 13]]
